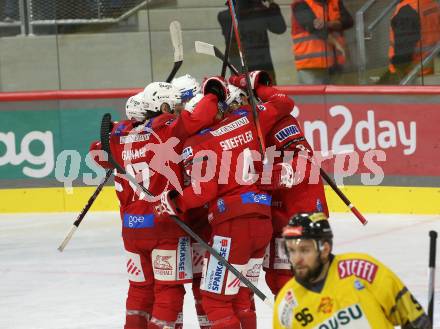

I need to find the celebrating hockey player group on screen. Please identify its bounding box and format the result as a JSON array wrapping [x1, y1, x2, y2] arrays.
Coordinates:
[[89, 69, 431, 328]]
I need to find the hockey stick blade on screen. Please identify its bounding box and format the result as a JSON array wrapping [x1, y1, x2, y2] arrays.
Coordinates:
[[170, 21, 183, 62], [57, 169, 113, 252], [98, 113, 271, 306], [166, 21, 183, 83], [195, 41, 239, 75]]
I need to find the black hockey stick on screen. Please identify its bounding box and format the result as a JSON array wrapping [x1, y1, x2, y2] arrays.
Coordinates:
[[166, 20, 183, 83], [58, 169, 113, 252], [58, 22, 183, 252], [428, 230, 437, 327], [226, 0, 266, 155], [195, 44, 367, 225], [195, 41, 239, 75], [221, 7, 235, 77], [100, 113, 273, 308]]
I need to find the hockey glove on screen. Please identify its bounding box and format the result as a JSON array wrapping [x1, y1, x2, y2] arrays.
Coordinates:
[[202, 76, 229, 102], [228, 70, 272, 90], [154, 190, 182, 217]]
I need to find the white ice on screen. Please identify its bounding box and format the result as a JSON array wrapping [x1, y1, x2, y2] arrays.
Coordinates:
[[0, 212, 439, 329]]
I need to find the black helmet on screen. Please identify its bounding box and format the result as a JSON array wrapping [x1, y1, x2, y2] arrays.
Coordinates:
[[282, 212, 333, 240]]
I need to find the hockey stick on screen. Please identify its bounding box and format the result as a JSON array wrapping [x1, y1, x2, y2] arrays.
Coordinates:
[[58, 169, 113, 252], [100, 113, 273, 308], [221, 8, 235, 77], [226, 0, 266, 155], [58, 23, 183, 252], [195, 41, 239, 75], [428, 230, 437, 327], [195, 41, 367, 225], [166, 20, 183, 83]]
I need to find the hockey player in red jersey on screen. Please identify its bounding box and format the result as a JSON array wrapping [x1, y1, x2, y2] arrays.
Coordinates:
[[156, 72, 295, 329], [90, 80, 224, 329], [261, 103, 329, 297]]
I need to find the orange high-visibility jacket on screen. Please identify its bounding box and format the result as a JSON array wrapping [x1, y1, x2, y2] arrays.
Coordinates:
[[389, 0, 440, 75], [291, 0, 346, 70]]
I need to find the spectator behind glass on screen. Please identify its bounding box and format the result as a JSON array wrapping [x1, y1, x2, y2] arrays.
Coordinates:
[[291, 0, 353, 84], [378, 0, 440, 85], [218, 0, 287, 84], [2, 0, 18, 22]]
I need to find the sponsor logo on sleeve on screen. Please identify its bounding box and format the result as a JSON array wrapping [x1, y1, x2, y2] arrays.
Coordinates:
[[123, 213, 154, 228], [274, 124, 300, 142], [278, 289, 297, 328], [337, 259, 378, 283], [203, 236, 231, 294]]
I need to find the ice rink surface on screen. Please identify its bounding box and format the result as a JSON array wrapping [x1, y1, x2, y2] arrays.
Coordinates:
[[1, 212, 439, 329]]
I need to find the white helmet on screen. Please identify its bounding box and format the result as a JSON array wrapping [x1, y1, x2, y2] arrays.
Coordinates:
[[126, 92, 147, 122], [143, 82, 182, 114], [172, 74, 201, 102], [226, 85, 248, 106], [184, 93, 204, 113]]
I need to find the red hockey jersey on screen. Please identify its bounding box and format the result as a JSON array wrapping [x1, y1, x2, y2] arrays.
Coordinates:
[[266, 115, 329, 233], [92, 94, 219, 239], [176, 85, 295, 224]]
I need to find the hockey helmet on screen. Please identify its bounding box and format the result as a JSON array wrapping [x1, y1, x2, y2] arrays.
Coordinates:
[[126, 92, 147, 122], [282, 212, 333, 241], [172, 74, 201, 102], [143, 82, 182, 114]]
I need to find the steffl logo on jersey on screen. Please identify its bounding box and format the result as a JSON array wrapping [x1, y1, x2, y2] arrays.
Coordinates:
[[337, 259, 378, 283]]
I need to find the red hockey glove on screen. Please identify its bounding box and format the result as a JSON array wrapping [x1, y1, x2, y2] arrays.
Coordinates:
[[154, 190, 182, 217], [202, 76, 229, 102], [228, 70, 272, 90]]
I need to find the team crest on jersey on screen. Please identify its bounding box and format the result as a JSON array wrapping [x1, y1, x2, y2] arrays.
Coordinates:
[[337, 259, 378, 283], [318, 297, 334, 314], [274, 124, 300, 142]]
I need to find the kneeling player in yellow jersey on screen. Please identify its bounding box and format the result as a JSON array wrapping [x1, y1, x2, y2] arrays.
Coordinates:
[[273, 213, 431, 329]]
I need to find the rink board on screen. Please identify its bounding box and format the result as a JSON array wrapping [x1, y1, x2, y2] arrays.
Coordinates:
[[1, 86, 439, 214], [1, 185, 439, 214]]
